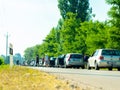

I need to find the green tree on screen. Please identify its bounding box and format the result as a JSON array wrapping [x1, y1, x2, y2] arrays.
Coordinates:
[[43, 28, 59, 56], [58, 0, 92, 21], [76, 20, 109, 54], [33, 44, 41, 56], [106, 0, 120, 49], [55, 19, 64, 53], [60, 13, 80, 53], [0, 56, 4, 65], [24, 47, 35, 61]]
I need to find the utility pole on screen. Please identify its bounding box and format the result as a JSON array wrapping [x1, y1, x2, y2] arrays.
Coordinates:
[[5, 32, 9, 64]]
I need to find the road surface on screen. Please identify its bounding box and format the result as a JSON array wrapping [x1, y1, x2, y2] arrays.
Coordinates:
[[30, 67, 120, 90]]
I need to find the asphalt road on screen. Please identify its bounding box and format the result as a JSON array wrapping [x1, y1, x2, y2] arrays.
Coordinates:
[[31, 67, 120, 90]]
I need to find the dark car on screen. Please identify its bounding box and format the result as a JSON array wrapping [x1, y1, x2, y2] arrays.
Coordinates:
[[55, 54, 66, 68], [49, 57, 56, 67]]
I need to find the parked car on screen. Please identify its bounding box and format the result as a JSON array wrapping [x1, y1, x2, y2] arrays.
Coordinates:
[[49, 57, 56, 67], [55, 54, 66, 68], [87, 49, 120, 71], [29, 60, 36, 66], [64, 53, 84, 68]]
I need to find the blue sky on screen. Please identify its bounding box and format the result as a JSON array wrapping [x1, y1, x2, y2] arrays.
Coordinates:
[[0, 0, 111, 56]]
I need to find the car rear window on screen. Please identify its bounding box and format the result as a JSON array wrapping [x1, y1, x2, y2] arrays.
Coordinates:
[[70, 54, 83, 58], [102, 50, 120, 56]]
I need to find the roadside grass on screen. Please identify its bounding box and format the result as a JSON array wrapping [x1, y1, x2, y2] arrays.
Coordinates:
[[0, 65, 81, 90]]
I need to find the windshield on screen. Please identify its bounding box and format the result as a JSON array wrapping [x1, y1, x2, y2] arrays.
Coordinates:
[[102, 50, 120, 56], [70, 54, 83, 58]]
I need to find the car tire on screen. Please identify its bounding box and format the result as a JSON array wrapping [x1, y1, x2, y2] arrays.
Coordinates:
[[64, 62, 68, 68], [81, 66, 85, 69], [108, 67, 112, 71], [95, 63, 99, 70], [87, 62, 91, 70], [117, 68, 120, 71]]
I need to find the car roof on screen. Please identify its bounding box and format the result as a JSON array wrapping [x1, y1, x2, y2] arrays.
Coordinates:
[[66, 53, 82, 55], [97, 49, 120, 51]]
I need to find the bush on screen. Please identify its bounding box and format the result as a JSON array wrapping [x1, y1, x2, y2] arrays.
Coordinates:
[[0, 57, 4, 65]]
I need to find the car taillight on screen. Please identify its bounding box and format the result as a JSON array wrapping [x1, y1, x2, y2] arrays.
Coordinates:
[[99, 56, 104, 60]]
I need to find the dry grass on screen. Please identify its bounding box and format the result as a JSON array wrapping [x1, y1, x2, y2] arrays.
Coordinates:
[[0, 65, 82, 90]]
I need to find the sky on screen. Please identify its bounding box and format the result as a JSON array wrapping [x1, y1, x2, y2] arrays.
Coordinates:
[[0, 0, 111, 56]]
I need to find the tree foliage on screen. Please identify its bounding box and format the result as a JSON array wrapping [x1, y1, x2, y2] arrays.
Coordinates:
[[106, 0, 120, 49], [43, 28, 58, 56], [0, 57, 4, 65], [24, 47, 35, 61], [24, 0, 120, 59], [79, 21, 109, 54], [58, 0, 92, 21], [60, 13, 80, 53]]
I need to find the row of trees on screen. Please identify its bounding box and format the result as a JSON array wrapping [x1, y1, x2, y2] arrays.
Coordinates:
[[24, 0, 120, 61]]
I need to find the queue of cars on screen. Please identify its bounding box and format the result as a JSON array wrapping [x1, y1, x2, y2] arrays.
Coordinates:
[[55, 54, 65, 68], [49, 53, 85, 69], [32, 49, 120, 71]]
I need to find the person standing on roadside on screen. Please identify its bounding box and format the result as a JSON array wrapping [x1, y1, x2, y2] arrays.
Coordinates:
[[44, 54, 50, 67], [84, 54, 89, 68], [42, 56, 45, 66], [36, 54, 39, 67]]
